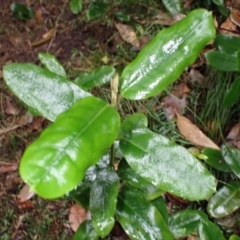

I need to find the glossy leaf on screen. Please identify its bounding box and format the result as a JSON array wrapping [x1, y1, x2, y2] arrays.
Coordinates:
[[207, 182, 240, 218], [10, 2, 34, 21], [20, 96, 120, 199], [3, 63, 90, 121], [222, 144, 240, 178], [214, 34, 240, 54], [87, 3, 108, 20], [198, 220, 225, 240], [118, 159, 152, 189], [162, 0, 181, 14], [223, 77, 240, 107], [205, 51, 239, 72], [229, 234, 240, 240], [90, 168, 118, 238], [169, 210, 208, 238], [67, 165, 97, 209], [151, 197, 169, 224], [74, 66, 116, 90], [120, 128, 216, 200], [202, 148, 231, 172], [119, 113, 148, 138], [118, 160, 164, 200], [212, 0, 224, 5], [114, 12, 130, 22], [70, 0, 82, 14], [116, 185, 174, 240], [72, 220, 98, 240], [120, 9, 215, 99], [38, 52, 67, 78]]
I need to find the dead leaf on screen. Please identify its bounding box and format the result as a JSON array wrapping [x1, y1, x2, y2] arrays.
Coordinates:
[[5, 96, 20, 115], [115, 23, 140, 47], [35, 8, 43, 25], [220, 17, 239, 36], [226, 123, 240, 141], [17, 184, 35, 202], [176, 114, 220, 150], [183, 0, 193, 9], [31, 28, 55, 47], [0, 161, 18, 173], [142, 11, 185, 26], [69, 204, 90, 232], [29, 116, 45, 131], [161, 94, 187, 120], [189, 68, 205, 85], [230, 8, 240, 27]]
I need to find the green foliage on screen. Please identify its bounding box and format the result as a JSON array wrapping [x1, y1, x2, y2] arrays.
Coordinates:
[[120, 9, 215, 99], [162, 0, 181, 14], [3, 8, 240, 239], [205, 34, 240, 106], [10, 2, 34, 21], [70, 0, 83, 14]]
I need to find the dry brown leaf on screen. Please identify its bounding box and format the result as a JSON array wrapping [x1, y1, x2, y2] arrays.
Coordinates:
[[35, 8, 43, 25], [176, 114, 220, 150], [161, 94, 187, 120], [230, 8, 240, 27], [115, 23, 140, 47], [220, 17, 239, 36], [226, 123, 240, 141], [5, 96, 20, 115], [188, 68, 204, 85], [0, 161, 18, 173], [69, 204, 90, 232], [31, 28, 55, 47], [183, 0, 193, 8], [17, 184, 35, 202]]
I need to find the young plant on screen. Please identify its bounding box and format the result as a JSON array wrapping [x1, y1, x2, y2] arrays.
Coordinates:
[[4, 8, 239, 239], [205, 34, 240, 107]]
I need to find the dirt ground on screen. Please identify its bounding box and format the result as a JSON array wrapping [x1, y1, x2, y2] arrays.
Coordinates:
[[0, 0, 121, 239]]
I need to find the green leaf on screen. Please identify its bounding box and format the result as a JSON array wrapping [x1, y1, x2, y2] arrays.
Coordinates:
[[90, 168, 118, 238], [151, 197, 169, 224], [67, 165, 97, 209], [116, 185, 174, 240], [72, 220, 99, 240], [3, 63, 90, 121], [198, 220, 226, 240], [74, 66, 115, 90], [38, 53, 67, 78], [162, 0, 181, 14], [229, 234, 240, 240], [120, 9, 215, 100], [202, 148, 231, 172], [222, 144, 240, 178], [207, 182, 240, 218], [169, 210, 208, 238], [223, 77, 240, 107], [70, 0, 82, 14], [120, 128, 217, 200], [20, 96, 120, 199], [118, 160, 164, 200], [114, 12, 130, 22], [10, 2, 34, 21], [87, 3, 108, 21], [205, 51, 239, 72], [214, 34, 240, 54], [119, 113, 148, 138], [212, 0, 224, 5], [118, 159, 152, 189]]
